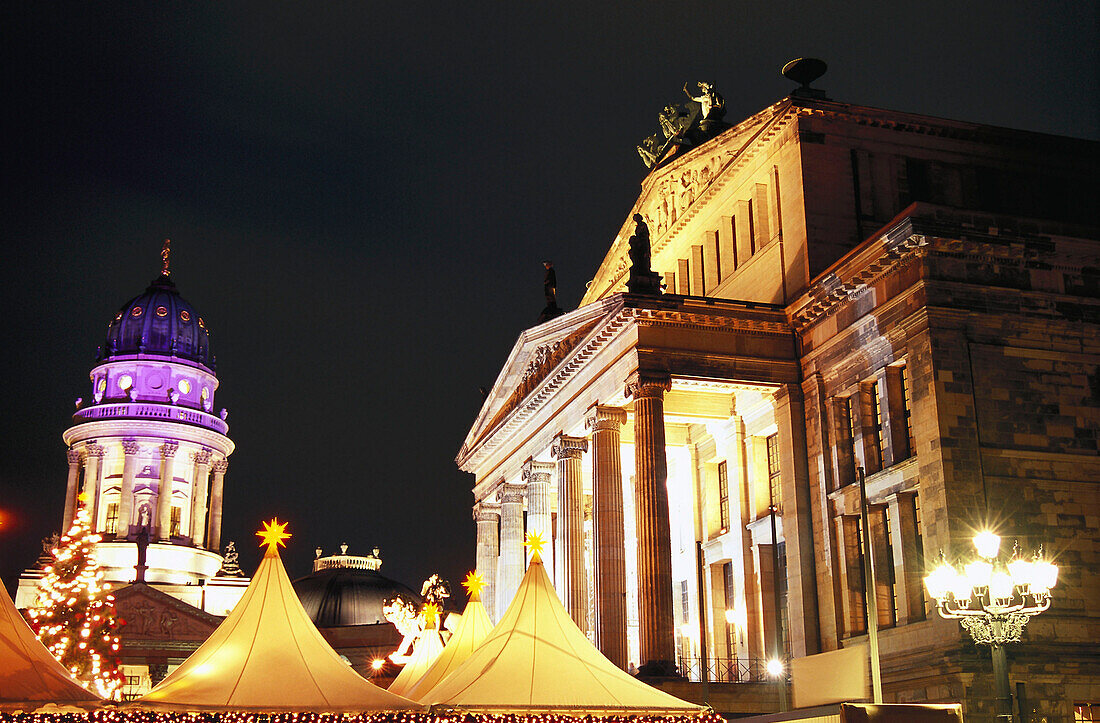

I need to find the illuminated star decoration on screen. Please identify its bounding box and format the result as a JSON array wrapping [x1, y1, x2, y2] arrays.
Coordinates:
[[77, 491, 89, 503], [256, 518, 291, 552], [462, 571, 486, 602], [524, 531, 547, 564], [421, 602, 441, 629]]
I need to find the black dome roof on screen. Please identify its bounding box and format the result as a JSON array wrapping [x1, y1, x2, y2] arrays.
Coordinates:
[[100, 274, 214, 371], [292, 567, 421, 627]]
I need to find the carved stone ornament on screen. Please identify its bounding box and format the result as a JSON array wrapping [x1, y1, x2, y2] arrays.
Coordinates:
[[122, 439, 141, 456], [473, 503, 501, 522], [521, 459, 554, 483], [85, 443, 105, 458], [586, 405, 627, 432], [551, 435, 588, 460], [161, 441, 179, 458], [212, 459, 229, 474], [193, 448, 213, 465], [624, 371, 672, 400], [497, 483, 526, 505], [67, 448, 82, 466]]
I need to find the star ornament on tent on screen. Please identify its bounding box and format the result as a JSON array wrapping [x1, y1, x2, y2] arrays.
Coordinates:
[[256, 518, 291, 552], [462, 571, 486, 601], [524, 531, 547, 563], [422, 602, 441, 629]]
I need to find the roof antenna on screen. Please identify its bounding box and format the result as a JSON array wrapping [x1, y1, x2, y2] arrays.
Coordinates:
[[782, 58, 829, 100], [161, 238, 172, 276]]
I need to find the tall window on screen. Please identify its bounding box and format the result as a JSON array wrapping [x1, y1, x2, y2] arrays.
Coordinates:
[[104, 503, 119, 536], [900, 364, 915, 457], [778, 542, 790, 656], [869, 380, 885, 471], [846, 396, 860, 480], [723, 562, 736, 655], [766, 434, 782, 512], [170, 506, 181, 538], [680, 580, 690, 624], [914, 495, 928, 619], [718, 460, 730, 531], [883, 506, 899, 625]]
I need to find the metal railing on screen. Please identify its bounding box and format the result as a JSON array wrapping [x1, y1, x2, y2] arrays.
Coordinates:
[[676, 656, 789, 683], [73, 402, 228, 434]]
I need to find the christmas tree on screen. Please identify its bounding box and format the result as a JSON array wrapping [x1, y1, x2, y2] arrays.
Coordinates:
[[26, 494, 124, 699]]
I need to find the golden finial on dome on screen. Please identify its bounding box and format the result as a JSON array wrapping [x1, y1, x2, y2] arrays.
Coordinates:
[[161, 238, 172, 276], [256, 518, 291, 552]]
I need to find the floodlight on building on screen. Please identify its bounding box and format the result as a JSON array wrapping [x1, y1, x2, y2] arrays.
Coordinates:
[[924, 532, 1058, 720], [766, 658, 784, 678]]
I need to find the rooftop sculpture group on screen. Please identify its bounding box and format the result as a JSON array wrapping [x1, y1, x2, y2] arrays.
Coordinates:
[[637, 81, 729, 169]]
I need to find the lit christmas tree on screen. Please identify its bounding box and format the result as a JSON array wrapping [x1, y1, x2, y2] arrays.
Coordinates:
[[26, 493, 124, 699]]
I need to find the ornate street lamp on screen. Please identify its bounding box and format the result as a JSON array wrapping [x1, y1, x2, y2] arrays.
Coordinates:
[[924, 530, 1059, 721]]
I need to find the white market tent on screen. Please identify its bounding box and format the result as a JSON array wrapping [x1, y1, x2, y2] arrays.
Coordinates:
[[0, 573, 101, 705], [421, 544, 702, 714], [136, 527, 421, 712], [404, 595, 493, 701], [387, 625, 445, 697]]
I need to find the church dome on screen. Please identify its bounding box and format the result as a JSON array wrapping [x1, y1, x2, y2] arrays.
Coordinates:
[[99, 274, 214, 371], [292, 547, 421, 627]]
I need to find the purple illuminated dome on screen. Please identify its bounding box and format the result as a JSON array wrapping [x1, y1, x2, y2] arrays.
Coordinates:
[[99, 274, 214, 371]]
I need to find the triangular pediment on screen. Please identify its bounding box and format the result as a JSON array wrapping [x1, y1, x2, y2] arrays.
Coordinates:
[[113, 583, 222, 642]]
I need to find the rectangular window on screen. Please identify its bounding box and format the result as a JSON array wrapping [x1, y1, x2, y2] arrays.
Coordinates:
[[681, 580, 690, 624], [170, 506, 181, 538], [884, 505, 899, 625], [718, 460, 730, 531], [766, 434, 782, 513], [900, 364, 915, 457], [747, 200, 757, 255], [1075, 703, 1100, 721], [777, 542, 790, 656], [870, 380, 885, 471], [104, 503, 119, 535], [846, 396, 860, 480]]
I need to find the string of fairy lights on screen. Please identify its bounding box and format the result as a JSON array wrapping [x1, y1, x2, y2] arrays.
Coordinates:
[[0, 712, 725, 723]]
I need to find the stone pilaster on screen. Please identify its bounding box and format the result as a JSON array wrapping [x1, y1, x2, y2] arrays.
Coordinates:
[[625, 371, 675, 674], [522, 459, 554, 570], [190, 449, 213, 547], [82, 444, 105, 529], [552, 433, 589, 631], [773, 384, 821, 656], [497, 483, 526, 619], [587, 404, 629, 668], [63, 448, 82, 533], [207, 459, 228, 553], [474, 503, 501, 622], [888, 492, 925, 625], [156, 441, 178, 541], [116, 440, 141, 540]]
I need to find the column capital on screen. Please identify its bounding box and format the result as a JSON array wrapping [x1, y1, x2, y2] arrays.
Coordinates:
[[192, 448, 213, 465], [67, 448, 82, 466], [473, 502, 501, 522], [212, 459, 229, 474], [122, 439, 141, 456], [161, 441, 179, 458], [521, 458, 555, 482], [585, 404, 627, 432], [497, 482, 526, 504], [85, 443, 105, 458], [625, 371, 671, 399], [772, 382, 803, 405], [552, 434, 588, 459]]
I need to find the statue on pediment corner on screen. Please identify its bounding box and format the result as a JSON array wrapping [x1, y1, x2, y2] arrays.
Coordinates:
[[626, 214, 662, 296]]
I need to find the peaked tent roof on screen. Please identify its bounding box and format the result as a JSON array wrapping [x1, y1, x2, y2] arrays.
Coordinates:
[[421, 556, 702, 713], [136, 544, 421, 711], [387, 627, 444, 697], [405, 598, 493, 701], [0, 574, 101, 705]]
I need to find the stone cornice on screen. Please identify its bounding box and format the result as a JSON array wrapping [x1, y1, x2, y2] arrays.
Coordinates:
[[63, 420, 233, 456]]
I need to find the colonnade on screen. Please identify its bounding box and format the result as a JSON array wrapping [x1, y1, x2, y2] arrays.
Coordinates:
[[473, 371, 677, 674], [62, 438, 228, 551]]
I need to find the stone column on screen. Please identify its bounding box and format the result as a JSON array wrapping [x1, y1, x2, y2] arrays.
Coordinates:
[[207, 459, 228, 553], [773, 384, 821, 656], [625, 371, 676, 675], [190, 449, 213, 547], [116, 440, 141, 540], [497, 483, 526, 618], [474, 503, 501, 622], [522, 459, 554, 570], [553, 433, 589, 631], [587, 404, 629, 668], [156, 441, 178, 541], [81, 444, 105, 529], [62, 448, 82, 532]]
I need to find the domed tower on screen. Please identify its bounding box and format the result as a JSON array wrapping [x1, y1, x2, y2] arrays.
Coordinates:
[[28, 242, 235, 602]]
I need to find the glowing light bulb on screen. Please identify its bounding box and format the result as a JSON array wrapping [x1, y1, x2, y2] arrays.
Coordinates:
[[973, 530, 1001, 559]]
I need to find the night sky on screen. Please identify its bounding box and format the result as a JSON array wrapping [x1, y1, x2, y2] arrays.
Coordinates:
[[2, 3, 1097, 600]]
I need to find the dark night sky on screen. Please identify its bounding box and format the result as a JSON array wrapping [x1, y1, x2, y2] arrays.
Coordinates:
[[2, 3, 1097, 599]]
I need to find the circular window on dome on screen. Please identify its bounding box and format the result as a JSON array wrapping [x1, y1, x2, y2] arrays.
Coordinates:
[[155, 306, 168, 317], [180, 310, 191, 322], [178, 379, 192, 395], [131, 306, 143, 318], [118, 374, 133, 391], [97, 378, 106, 393], [201, 387, 209, 400]]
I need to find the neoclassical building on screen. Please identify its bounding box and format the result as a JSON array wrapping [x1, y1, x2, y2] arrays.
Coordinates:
[[16, 250, 248, 696], [458, 85, 1098, 720]]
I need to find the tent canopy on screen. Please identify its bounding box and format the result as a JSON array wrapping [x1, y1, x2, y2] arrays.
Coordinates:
[[405, 597, 493, 701], [0, 574, 100, 704], [388, 626, 444, 697], [137, 536, 421, 712], [421, 551, 701, 714]]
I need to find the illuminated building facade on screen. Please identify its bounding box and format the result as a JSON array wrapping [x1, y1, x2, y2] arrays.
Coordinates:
[[16, 254, 248, 696], [459, 90, 1099, 720]]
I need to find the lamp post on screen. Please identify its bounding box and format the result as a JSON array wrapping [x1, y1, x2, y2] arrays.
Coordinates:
[[923, 531, 1059, 722]]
